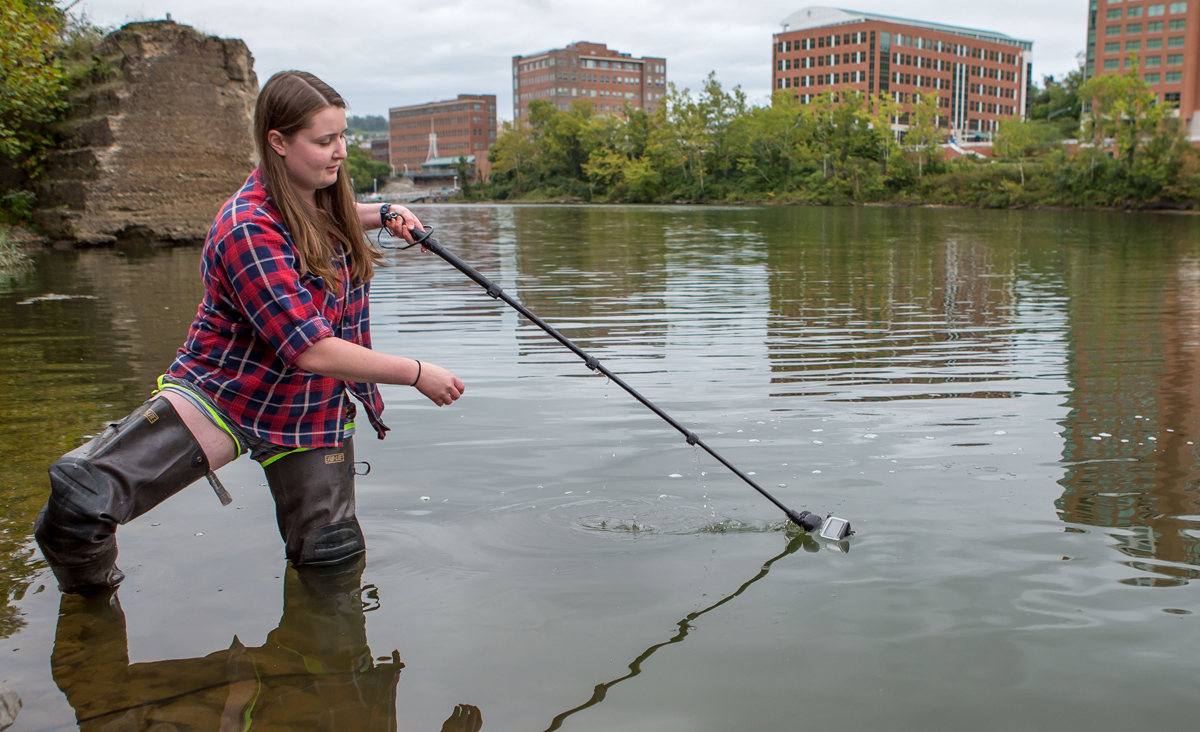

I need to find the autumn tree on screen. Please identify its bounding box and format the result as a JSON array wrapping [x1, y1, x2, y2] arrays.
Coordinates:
[[994, 119, 1058, 186], [733, 91, 817, 193], [1028, 68, 1084, 138], [487, 118, 539, 197], [1080, 54, 1169, 168], [903, 91, 945, 178]]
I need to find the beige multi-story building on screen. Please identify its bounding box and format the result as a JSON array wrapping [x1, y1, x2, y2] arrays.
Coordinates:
[[773, 7, 1033, 138], [370, 138, 389, 165], [388, 94, 497, 178], [1085, 0, 1200, 139], [512, 42, 667, 119]]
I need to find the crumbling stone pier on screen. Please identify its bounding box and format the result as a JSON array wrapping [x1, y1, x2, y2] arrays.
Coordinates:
[[35, 21, 258, 245]]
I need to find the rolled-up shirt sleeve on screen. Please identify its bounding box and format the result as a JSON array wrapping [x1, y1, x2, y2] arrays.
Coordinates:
[[221, 220, 334, 368]]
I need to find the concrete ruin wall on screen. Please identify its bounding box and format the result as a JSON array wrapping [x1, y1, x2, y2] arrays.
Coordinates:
[[35, 21, 258, 245]]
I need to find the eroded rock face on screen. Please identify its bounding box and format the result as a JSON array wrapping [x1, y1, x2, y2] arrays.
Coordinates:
[[35, 21, 258, 245]]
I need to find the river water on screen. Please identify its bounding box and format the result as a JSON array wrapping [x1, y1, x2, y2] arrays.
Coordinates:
[[2, 204, 1199, 731]]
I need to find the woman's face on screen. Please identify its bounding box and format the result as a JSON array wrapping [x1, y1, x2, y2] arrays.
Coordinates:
[[268, 105, 348, 202]]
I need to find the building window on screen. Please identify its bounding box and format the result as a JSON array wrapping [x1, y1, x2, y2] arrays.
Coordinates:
[[1168, 35, 1186, 46], [1107, 8, 1123, 19], [1169, 2, 1187, 12], [1168, 18, 1186, 29], [1165, 71, 1183, 82], [1146, 37, 1164, 49], [1149, 3, 1166, 15], [1145, 72, 1162, 83], [1126, 40, 1142, 50], [1127, 5, 1143, 16], [1147, 20, 1164, 32], [1127, 23, 1142, 33], [1164, 91, 1181, 102], [1104, 58, 1120, 69], [1106, 25, 1122, 35], [1146, 54, 1163, 65], [1167, 53, 1184, 64]]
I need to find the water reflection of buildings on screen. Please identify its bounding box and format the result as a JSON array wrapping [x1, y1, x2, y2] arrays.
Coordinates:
[[760, 208, 1200, 574], [763, 209, 1020, 402], [510, 206, 669, 358], [379, 206, 509, 348], [1056, 252, 1200, 578]]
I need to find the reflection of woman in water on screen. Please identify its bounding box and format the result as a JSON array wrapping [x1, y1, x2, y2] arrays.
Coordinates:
[[51, 559, 482, 732], [35, 70, 465, 594]]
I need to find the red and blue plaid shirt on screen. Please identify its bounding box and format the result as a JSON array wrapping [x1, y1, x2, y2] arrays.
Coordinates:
[[169, 169, 388, 447]]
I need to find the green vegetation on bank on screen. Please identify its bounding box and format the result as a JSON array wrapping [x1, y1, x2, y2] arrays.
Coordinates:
[[347, 114, 388, 136], [345, 143, 391, 194], [1, 0, 106, 225], [482, 67, 1198, 209], [0, 0, 65, 161]]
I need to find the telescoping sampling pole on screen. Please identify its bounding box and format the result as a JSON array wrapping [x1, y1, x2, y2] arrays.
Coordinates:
[[395, 225, 851, 540]]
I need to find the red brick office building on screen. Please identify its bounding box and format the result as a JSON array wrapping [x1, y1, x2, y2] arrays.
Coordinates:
[[513, 42, 667, 119], [388, 94, 497, 178], [772, 7, 1033, 138], [1085, 0, 1200, 140]]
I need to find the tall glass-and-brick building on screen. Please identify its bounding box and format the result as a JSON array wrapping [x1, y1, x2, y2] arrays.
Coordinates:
[[513, 42, 667, 119], [1085, 0, 1200, 139], [773, 7, 1033, 137]]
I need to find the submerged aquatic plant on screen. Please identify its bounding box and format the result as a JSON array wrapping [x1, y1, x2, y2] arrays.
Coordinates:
[[0, 228, 32, 293]]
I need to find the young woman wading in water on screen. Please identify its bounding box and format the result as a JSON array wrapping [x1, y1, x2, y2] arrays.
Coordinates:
[[35, 71, 465, 594]]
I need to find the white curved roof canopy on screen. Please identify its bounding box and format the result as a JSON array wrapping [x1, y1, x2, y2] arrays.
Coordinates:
[[779, 6, 1032, 50], [780, 7, 862, 32]]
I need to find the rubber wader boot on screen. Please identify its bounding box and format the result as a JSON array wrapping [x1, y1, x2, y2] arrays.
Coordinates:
[[263, 437, 365, 568], [34, 397, 211, 594]]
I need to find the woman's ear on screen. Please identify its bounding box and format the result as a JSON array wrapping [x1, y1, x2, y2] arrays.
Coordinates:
[[267, 129, 288, 157]]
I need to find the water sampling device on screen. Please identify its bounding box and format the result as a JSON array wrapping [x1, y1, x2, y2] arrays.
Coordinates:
[[389, 223, 851, 541]]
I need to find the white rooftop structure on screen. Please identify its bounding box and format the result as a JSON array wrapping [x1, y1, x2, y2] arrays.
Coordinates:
[[779, 7, 1033, 50]]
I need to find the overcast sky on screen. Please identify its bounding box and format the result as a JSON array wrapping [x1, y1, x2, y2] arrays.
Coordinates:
[[72, 0, 1089, 121]]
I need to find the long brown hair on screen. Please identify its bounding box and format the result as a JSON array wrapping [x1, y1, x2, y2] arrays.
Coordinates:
[[254, 70, 382, 291]]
